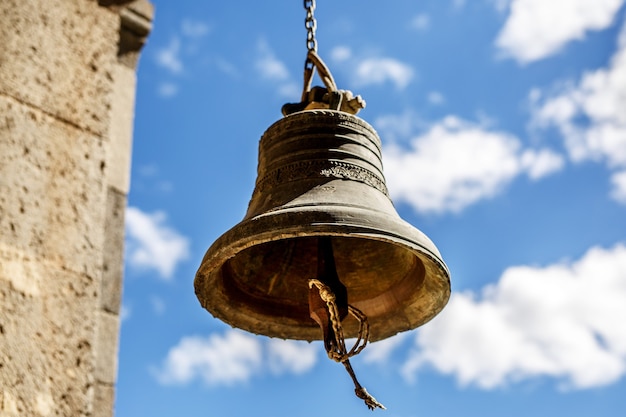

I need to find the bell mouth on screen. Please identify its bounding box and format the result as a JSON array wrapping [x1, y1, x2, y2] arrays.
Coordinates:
[[222, 235, 424, 333], [194, 205, 450, 342]]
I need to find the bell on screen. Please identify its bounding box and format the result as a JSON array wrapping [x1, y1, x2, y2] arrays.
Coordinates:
[[195, 109, 450, 342]]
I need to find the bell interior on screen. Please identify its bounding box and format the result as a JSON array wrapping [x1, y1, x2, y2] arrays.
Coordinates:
[[221, 235, 425, 332]]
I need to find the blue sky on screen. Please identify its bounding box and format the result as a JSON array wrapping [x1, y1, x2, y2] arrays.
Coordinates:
[[118, 1, 626, 416]]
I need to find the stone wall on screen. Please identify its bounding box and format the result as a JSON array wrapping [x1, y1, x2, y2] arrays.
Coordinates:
[[0, 1, 152, 415]]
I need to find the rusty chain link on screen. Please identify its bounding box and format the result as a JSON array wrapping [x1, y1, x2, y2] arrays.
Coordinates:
[[281, 0, 365, 116], [304, 0, 317, 53]]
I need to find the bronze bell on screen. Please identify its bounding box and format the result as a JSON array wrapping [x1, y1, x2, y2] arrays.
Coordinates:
[[195, 108, 450, 342]]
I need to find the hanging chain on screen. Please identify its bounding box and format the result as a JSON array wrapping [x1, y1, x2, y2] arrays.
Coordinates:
[[304, 0, 318, 53], [281, 0, 365, 115]]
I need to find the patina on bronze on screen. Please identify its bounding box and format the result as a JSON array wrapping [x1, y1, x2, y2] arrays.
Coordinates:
[[195, 106, 450, 341]]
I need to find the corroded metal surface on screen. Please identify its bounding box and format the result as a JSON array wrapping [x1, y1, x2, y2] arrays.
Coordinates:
[[195, 109, 450, 342]]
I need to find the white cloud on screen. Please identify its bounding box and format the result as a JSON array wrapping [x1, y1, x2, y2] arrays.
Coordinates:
[[267, 339, 318, 375], [452, 0, 467, 10], [154, 330, 319, 386], [157, 82, 178, 98], [125, 207, 190, 280], [133, 165, 175, 194], [254, 39, 299, 98], [137, 164, 159, 177], [490, 0, 512, 13], [402, 243, 626, 390], [530, 19, 626, 203], [215, 57, 240, 78], [610, 170, 626, 203], [382, 116, 564, 214], [427, 91, 445, 105], [354, 57, 414, 90], [329, 48, 414, 91], [155, 37, 183, 74], [255, 39, 290, 81], [375, 109, 429, 143], [150, 295, 166, 315], [120, 304, 131, 323], [152, 19, 210, 97], [154, 330, 263, 386], [156, 180, 174, 193], [495, 0, 625, 63], [330, 45, 352, 62], [520, 148, 566, 180], [277, 82, 300, 100], [410, 14, 431, 31], [181, 19, 211, 38], [363, 333, 410, 364]]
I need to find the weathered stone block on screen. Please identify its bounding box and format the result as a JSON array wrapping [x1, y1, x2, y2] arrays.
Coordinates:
[[107, 64, 137, 194], [0, 0, 120, 136], [0, 96, 107, 278], [94, 310, 120, 385], [0, 248, 98, 417], [92, 382, 115, 417], [100, 187, 127, 314]]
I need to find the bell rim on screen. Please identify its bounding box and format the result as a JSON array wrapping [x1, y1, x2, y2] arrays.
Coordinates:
[[195, 204, 450, 342]]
